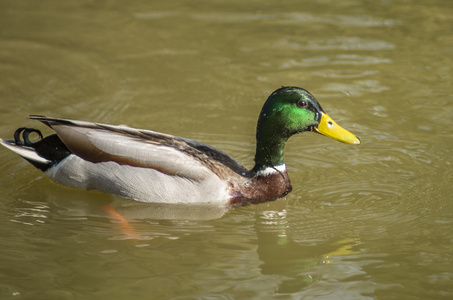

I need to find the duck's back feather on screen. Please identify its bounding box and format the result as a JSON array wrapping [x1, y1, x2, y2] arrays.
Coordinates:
[[28, 115, 250, 181]]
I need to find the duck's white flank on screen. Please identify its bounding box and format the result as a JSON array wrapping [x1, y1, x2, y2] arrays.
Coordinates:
[[45, 154, 231, 205], [255, 164, 286, 177]]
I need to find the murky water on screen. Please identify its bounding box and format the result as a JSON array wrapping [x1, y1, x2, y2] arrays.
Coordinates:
[[1, 0, 452, 299]]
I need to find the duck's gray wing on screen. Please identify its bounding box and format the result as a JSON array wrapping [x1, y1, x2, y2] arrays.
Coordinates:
[[28, 115, 249, 180]]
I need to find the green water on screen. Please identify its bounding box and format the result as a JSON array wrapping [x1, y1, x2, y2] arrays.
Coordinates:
[[0, 0, 452, 299]]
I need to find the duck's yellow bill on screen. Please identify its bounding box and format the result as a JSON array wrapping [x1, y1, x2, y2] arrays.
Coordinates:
[[314, 112, 361, 145]]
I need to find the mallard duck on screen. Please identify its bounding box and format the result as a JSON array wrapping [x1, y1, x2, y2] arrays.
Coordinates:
[[0, 87, 360, 207]]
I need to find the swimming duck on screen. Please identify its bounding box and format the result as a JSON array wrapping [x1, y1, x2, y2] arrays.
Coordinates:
[[0, 87, 360, 207]]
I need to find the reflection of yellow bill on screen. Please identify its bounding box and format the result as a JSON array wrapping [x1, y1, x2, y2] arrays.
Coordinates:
[[322, 237, 361, 264], [315, 112, 361, 145]]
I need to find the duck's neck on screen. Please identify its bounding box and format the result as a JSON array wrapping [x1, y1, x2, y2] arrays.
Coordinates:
[[252, 133, 289, 174]]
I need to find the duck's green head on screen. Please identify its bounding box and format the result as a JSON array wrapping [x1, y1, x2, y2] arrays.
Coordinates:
[[254, 86, 360, 170]]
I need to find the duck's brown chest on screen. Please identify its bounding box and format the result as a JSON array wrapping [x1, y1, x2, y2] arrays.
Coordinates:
[[228, 171, 292, 207]]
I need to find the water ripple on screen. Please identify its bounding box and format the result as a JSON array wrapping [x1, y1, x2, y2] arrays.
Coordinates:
[[281, 54, 392, 68], [282, 37, 395, 51], [135, 11, 401, 27]]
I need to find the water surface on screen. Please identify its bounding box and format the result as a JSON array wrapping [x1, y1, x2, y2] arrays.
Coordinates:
[[0, 0, 452, 299]]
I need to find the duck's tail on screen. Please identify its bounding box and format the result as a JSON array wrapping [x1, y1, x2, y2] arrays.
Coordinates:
[[1, 127, 71, 171]]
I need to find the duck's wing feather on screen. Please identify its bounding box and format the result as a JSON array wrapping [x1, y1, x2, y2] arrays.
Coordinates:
[[28, 115, 249, 180], [178, 137, 251, 177]]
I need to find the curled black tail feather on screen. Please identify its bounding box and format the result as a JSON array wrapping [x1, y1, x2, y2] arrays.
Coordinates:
[[14, 128, 44, 146]]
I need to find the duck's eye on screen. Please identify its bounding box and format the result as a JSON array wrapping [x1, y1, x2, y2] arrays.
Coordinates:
[[296, 99, 308, 108]]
